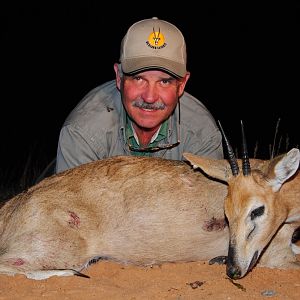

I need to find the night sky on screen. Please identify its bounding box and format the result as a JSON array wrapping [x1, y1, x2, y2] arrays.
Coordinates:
[[2, 2, 300, 179]]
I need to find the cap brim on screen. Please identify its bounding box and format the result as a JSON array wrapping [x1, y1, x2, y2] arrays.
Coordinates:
[[121, 57, 186, 78]]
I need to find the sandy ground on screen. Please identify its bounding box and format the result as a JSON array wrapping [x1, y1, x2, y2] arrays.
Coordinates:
[[0, 260, 299, 300]]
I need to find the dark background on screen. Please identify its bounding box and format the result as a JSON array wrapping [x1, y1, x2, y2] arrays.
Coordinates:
[[1, 2, 299, 186]]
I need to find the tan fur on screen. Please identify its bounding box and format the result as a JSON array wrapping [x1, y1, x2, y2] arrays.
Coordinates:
[[0, 156, 229, 279], [1, 151, 299, 280], [184, 148, 300, 279]]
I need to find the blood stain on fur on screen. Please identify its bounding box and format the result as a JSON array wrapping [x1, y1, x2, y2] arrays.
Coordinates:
[[12, 258, 25, 266], [68, 211, 80, 229], [202, 217, 227, 232]]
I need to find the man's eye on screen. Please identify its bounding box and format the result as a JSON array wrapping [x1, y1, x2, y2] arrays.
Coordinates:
[[161, 79, 171, 84]]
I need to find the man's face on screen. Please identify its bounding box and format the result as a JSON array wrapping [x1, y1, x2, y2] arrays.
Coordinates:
[[115, 68, 189, 132]]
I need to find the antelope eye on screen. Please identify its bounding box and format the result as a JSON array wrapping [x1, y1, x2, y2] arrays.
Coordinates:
[[250, 206, 265, 220]]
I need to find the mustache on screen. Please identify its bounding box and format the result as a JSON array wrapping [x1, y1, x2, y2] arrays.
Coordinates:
[[132, 99, 166, 110]]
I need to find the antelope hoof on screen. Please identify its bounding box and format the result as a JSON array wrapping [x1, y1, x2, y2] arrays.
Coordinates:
[[209, 256, 228, 265]]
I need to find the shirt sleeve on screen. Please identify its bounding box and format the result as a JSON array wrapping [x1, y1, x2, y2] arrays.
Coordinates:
[[55, 125, 99, 173]]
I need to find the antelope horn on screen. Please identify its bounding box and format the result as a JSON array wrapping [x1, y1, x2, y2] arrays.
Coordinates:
[[241, 120, 251, 176], [217, 120, 239, 176]]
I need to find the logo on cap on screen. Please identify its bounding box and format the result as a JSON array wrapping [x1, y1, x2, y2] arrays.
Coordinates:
[[146, 27, 167, 49]]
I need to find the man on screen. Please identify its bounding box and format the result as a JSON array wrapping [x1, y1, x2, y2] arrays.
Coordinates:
[[55, 17, 223, 173]]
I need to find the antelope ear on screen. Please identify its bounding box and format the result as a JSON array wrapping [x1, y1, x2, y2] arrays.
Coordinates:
[[183, 153, 233, 182], [268, 148, 300, 192]]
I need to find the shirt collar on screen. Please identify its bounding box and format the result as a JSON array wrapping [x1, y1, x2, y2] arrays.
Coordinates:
[[126, 115, 168, 146]]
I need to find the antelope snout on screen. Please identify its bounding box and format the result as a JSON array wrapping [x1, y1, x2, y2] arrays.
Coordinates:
[[226, 264, 242, 279]]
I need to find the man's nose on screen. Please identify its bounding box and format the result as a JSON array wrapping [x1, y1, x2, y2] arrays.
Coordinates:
[[141, 84, 159, 103]]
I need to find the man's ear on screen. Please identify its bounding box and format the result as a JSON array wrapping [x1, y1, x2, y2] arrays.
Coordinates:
[[178, 72, 190, 97], [114, 63, 122, 90]]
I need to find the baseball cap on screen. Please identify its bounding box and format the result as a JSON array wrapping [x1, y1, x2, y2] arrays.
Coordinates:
[[120, 17, 187, 78]]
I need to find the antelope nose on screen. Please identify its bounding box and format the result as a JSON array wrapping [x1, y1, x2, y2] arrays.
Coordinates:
[[227, 265, 242, 279]]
